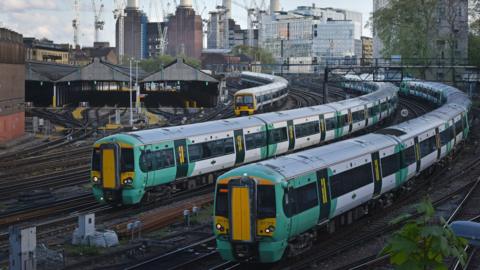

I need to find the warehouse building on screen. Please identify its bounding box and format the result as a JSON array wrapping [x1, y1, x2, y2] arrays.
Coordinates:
[[0, 28, 25, 144]]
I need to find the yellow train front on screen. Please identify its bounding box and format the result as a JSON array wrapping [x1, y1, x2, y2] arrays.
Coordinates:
[[214, 172, 285, 263], [234, 93, 256, 116], [233, 71, 289, 117]]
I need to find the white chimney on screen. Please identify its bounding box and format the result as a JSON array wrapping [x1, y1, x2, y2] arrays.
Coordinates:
[[127, 0, 139, 9], [180, 0, 192, 7], [223, 0, 232, 19], [270, 0, 280, 14]]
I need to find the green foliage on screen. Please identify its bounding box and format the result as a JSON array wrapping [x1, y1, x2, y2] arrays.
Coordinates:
[[64, 245, 101, 256], [469, 34, 480, 67], [138, 54, 201, 73], [381, 199, 468, 270], [231, 45, 275, 65], [371, 0, 437, 60]]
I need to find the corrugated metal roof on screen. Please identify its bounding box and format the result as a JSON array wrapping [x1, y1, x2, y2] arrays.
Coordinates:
[[25, 61, 77, 81], [142, 58, 218, 83], [56, 58, 132, 82]]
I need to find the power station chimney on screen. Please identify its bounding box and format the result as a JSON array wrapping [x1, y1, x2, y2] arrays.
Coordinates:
[[180, 0, 192, 7], [223, 0, 232, 19], [270, 0, 280, 14], [127, 0, 139, 9]]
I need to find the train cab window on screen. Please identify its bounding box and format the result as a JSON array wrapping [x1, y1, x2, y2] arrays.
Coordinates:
[[352, 110, 365, 123], [325, 117, 336, 130], [215, 184, 229, 217], [245, 132, 267, 150], [330, 163, 373, 199], [381, 152, 401, 177], [268, 127, 288, 143], [420, 136, 437, 158], [153, 148, 175, 170], [91, 148, 100, 171], [440, 126, 454, 145], [235, 95, 254, 107], [403, 146, 417, 166], [294, 121, 320, 138], [121, 148, 134, 172], [257, 185, 276, 218]]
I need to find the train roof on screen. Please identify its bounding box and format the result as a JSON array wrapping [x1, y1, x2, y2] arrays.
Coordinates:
[[254, 105, 335, 123], [225, 133, 398, 182], [126, 116, 265, 145], [236, 72, 289, 96]]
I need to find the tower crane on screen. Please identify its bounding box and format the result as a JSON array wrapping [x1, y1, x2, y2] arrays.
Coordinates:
[[92, 0, 105, 43], [150, 0, 169, 56], [72, 0, 80, 47], [232, 0, 257, 48], [113, 0, 126, 63]]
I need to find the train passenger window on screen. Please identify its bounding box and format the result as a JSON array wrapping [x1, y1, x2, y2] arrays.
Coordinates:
[[294, 121, 320, 138], [368, 105, 379, 116], [329, 163, 373, 199], [296, 183, 318, 213], [352, 110, 365, 122], [139, 151, 153, 172], [245, 132, 267, 150], [268, 127, 288, 143], [121, 148, 134, 172], [380, 102, 388, 112], [381, 152, 401, 177], [403, 146, 417, 166], [215, 184, 229, 217], [420, 136, 437, 158], [91, 148, 100, 171], [283, 188, 296, 218], [440, 126, 454, 145], [153, 149, 175, 170], [188, 138, 235, 162], [257, 185, 276, 218], [325, 117, 336, 130]]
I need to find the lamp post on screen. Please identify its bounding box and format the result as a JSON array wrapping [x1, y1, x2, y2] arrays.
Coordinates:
[[129, 58, 133, 127]]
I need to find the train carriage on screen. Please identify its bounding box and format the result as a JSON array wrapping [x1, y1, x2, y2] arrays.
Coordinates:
[[214, 80, 472, 263], [91, 73, 398, 205]]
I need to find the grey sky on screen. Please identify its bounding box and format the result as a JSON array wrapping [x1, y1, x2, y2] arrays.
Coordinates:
[[0, 0, 373, 47]]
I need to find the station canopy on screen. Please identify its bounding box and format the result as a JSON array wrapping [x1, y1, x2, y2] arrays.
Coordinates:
[[25, 61, 77, 82], [56, 58, 133, 83], [142, 58, 218, 83]]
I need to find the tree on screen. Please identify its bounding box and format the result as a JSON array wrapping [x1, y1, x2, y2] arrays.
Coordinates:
[[371, 0, 437, 61], [138, 54, 201, 73], [380, 199, 468, 270], [231, 45, 275, 65]]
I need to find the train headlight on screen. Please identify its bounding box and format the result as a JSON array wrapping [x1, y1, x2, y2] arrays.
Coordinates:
[[93, 176, 101, 184], [216, 223, 224, 232], [123, 178, 133, 185], [265, 225, 275, 233]]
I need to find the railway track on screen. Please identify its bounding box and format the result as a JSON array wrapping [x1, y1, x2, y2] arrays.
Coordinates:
[[283, 144, 480, 270]]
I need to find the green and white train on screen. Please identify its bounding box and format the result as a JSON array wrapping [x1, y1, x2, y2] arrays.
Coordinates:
[[91, 73, 398, 205], [213, 81, 472, 263]]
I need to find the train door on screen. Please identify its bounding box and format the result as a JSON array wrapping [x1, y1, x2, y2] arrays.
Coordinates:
[[371, 152, 382, 197], [234, 129, 246, 166], [414, 137, 421, 173], [319, 115, 326, 142], [174, 139, 189, 178], [287, 120, 295, 151], [364, 105, 369, 127], [347, 109, 353, 133], [435, 128, 441, 160], [228, 178, 255, 243], [100, 143, 120, 190], [317, 169, 331, 223]]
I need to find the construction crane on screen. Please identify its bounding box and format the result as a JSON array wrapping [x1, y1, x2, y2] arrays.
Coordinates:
[[149, 0, 169, 56], [92, 0, 105, 43], [72, 0, 80, 47], [113, 0, 126, 63], [232, 0, 257, 48]]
